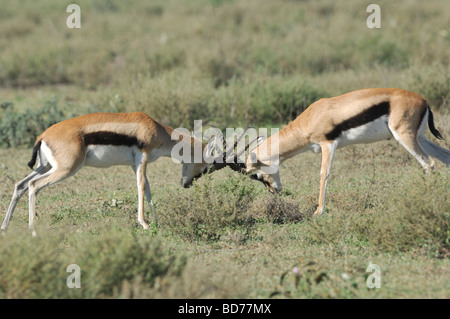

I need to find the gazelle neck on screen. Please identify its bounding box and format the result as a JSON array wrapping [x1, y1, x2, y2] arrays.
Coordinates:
[[159, 124, 207, 163], [149, 123, 177, 158], [262, 119, 310, 163]]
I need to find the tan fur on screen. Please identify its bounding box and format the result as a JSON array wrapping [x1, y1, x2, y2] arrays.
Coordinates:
[[2, 112, 210, 236], [39, 112, 171, 151], [246, 88, 448, 216]]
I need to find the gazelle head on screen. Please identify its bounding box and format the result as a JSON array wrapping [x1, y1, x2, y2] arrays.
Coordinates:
[[180, 134, 232, 188], [245, 151, 282, 193], [180, 161, 211, 188], [181, 126, 258, 188], [181, 125, 282, 193]]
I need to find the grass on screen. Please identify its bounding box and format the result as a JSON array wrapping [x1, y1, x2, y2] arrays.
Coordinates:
[[0, 0, 449, 299], [0, 139, 449, 298]]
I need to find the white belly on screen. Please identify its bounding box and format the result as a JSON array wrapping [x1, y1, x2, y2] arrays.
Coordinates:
[[84, 145, 136, 167], [336, 115, 392, 148]]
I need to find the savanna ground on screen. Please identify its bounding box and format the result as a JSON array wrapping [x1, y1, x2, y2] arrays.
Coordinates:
[[0, 0, 449, 299]]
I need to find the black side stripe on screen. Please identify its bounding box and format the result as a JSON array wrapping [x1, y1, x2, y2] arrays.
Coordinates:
[[325, 101, 390, 140], [84, 131, 145, 148]]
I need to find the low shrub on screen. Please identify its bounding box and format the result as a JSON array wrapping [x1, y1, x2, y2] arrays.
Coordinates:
[[368, 172, 450, 255], [250, 195, 304, 224], [407, 63, 450, 110], [0, 227, 186, 298], [156, 172, 260, 242], [0, 98, 66, 148], [298, 171, 450, 256]]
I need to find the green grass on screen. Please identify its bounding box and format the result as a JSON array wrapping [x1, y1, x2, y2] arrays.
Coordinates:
[[1, 139, 449, 298], [0, 0, 449, 298]]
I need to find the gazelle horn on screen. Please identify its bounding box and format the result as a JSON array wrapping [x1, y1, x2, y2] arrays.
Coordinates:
[[224, 127, 254, 159]]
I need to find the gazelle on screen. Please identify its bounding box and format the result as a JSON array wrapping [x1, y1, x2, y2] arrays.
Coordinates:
[[243, 88, 449, 215], [1, 112, 249, 236]]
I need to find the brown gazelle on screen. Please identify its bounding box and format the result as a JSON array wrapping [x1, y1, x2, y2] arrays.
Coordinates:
[[1, 112, 251, 236], [244, 88, 449, 215]]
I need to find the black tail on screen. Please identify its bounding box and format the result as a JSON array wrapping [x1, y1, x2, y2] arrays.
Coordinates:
[[28, 140, 42, 169], [427, 107, 444, 140]]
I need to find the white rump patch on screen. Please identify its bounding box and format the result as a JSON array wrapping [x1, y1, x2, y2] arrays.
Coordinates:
[[40, 141, 58, 169]]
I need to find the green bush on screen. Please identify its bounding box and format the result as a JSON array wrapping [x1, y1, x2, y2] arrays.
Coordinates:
[[207, 56, 241, 88], [259, 195, 303, 224], [358, 36, 410, 69], [263, 80, 328, 123], [0, 231, 69, 298], [157, 172, 260, 243], [0, 227, 186, 298], [0, 98, 66, 148], [407, 63, 450, 110], [368, 172, 450, 255], [68, 230, 186, 298], [269, 261, 360, 299], [299, 172, 450, 256]]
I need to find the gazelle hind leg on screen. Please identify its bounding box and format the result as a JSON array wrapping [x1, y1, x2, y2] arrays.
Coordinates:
[[135, 151, 149, 229], [26, 141, 86, 236], [1, 165, 50, 232], [390, 127, 434, 172], [28, 166, 79, 236], [314, 141, 337, 216]]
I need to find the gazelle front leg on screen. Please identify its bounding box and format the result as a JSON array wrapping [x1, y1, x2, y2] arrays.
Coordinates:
[[314, 141, 337, 216], [135, 151, 149, 229]]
